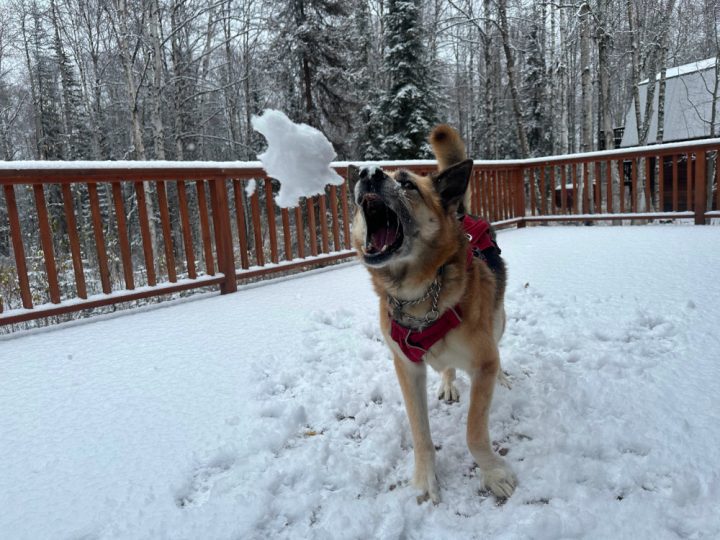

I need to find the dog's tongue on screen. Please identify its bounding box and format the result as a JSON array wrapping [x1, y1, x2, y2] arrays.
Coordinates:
[[370, 224, 397, 252]]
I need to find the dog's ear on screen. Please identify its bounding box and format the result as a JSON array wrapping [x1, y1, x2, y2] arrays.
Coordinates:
[[347, 165, 361, 201], [434, 159, 473, 210]]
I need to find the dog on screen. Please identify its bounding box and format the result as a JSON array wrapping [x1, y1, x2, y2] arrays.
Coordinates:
[[349, 125, 516, 504]]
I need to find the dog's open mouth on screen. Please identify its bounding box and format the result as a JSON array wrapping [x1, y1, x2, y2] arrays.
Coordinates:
[[361, 194, 404, 260]]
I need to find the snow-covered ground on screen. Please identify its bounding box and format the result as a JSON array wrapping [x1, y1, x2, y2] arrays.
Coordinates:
[[1, 226, 719, 540]]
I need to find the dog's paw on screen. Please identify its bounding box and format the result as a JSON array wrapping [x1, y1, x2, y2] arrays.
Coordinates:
[[437, 379, 460, 402], [413, 468, 441, 504], [496, 370, 512, 389], [482, 463, 517, 499]]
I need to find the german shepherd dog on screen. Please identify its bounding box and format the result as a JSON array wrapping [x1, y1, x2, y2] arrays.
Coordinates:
[[349, 125, 516, 503]]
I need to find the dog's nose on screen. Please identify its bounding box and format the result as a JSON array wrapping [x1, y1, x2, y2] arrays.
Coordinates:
[[359, 166, 386, 187]]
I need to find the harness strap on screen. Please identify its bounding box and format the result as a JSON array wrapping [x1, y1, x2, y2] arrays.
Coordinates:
[[390, 307, 463, 363], [462, 215, 499, 267], [389, 216, 497, 363]]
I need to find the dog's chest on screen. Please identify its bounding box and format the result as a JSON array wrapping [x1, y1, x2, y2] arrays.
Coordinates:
[[423, 331, 476, 372], [384, 324, 475, 372]]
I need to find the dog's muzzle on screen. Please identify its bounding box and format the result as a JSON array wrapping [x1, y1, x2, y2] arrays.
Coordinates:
[[361, 193, 403, 257]]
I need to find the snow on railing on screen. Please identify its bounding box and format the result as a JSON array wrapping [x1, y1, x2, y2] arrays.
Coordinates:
[[1, 138, 719, 328]]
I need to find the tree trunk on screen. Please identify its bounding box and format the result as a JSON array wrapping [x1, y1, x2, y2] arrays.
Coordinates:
[[171, 0, 185, 160], [579, 2, 592, 211], [222, 0, 241, 157], [148, 0, 166, 160], [113, 0, 146, 159], [627, 0, 642, 144], [110, 0, 158, 258], [49, 0, 71, 159], [243, 48, 253, 160], [630, 0, 676, 214], [580, 3, 592, 153], [482, 0, 496, 158], [597, 0, 619, 215], [90, 50, 106, 158], [557, 6, 569, 154], [548, 1, 556, 155], [497, 0, 529, 158], [196, 5, 216, 159], [597, 2, 613, 152], [627, 0, 650, 213], [19, 9, 44, 159]]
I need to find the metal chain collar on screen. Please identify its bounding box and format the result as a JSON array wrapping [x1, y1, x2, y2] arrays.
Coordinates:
[[387, 273, 443, 330]]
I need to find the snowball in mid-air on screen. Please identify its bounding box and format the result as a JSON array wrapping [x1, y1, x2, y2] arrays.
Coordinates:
[[251, 110, 344, 208]]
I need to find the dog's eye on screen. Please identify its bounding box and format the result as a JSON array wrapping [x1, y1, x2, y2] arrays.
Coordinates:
[[398, 179, 417, 191]]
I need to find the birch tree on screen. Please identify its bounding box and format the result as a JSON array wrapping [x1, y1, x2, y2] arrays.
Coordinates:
[[496, 0, 529, 157], [107, 0, 147, 160]]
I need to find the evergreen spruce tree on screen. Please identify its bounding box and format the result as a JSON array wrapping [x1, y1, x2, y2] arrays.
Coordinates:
[[26, 4, 64, 160], [378, 0, 437, 159], [50, 0, 92, 159], [273, 0, 355, 154], [522, 22, 550, 156], [352, 0, 384, 159], [359, 98, 386, 160]]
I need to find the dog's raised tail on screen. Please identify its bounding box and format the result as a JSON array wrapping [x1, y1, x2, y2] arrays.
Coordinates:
[[430, 124, 471, 213], [429, 124, 466, 172]]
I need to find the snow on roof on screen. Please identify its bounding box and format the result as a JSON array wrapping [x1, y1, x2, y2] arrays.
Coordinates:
[[639, 57, 716, 85], [621, 57, 720, 147]]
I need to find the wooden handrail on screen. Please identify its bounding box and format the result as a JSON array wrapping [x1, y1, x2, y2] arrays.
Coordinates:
[[1, 141, 718, 327]]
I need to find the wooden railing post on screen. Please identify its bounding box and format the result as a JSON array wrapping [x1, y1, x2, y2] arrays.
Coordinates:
[[211, 176, 237, 294], [695, 150, 707, 225], [3, 184, 33, 309], [515, 167, 527, 227]]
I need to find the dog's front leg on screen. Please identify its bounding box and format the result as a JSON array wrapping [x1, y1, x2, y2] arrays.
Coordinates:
[[466, 352, 517, 499], [393, 353, 440, 504]]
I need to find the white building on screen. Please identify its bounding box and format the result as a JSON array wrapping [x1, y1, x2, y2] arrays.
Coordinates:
[[620, 57, 719, 147]]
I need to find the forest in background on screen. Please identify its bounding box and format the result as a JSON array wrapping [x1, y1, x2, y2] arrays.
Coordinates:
[[0, 0, 717, 164]]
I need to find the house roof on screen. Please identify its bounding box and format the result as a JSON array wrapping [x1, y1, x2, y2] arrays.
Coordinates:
[[639, 57, 716, 84], [620, 57, 719, 147]]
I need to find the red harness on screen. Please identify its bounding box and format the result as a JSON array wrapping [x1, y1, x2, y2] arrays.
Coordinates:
[[389, 216, 496, 363]]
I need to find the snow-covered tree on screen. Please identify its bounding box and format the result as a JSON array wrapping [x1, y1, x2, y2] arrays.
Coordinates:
[[351, 0, 385, 159], [522, 17, 550, 157], [50, 0, 92, 159], [377, 0, 437, 159], [19, 1, 65, 160], [272, 0, 356, 150]]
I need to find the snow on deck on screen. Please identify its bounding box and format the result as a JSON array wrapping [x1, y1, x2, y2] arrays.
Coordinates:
[[1, 226, 719, 539]]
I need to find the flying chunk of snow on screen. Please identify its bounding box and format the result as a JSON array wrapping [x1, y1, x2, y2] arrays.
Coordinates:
[[252, 109, 344, 208]]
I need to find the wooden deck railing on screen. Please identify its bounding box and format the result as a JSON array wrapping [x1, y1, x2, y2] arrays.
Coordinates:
[[513, 138, 720, 225], [1, 138, 718, 327]]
